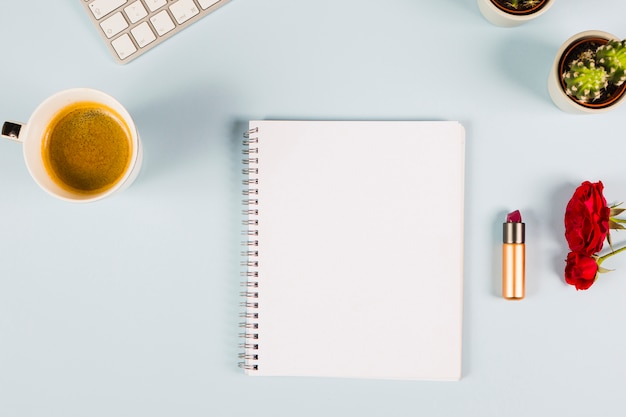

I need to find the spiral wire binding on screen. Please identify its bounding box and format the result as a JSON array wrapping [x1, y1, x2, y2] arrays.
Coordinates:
[[239, 127, 260, 372]]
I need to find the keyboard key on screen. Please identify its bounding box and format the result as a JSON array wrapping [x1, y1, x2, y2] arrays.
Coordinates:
[[170, 0, 199, 24], [150, 10, 175, 36], [198, 0, 220, 10], [145, 0, 167, 13], [89, 0, 127, 20], [111, 33, 137, 59], [81, 0, 230, 64], [100, 12, 129, 39], [124, 0, 148, 24], [131, 22, 157, 48]]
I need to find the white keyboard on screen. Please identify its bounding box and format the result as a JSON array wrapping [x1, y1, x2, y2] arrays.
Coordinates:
[[81, 0, 230, 64]]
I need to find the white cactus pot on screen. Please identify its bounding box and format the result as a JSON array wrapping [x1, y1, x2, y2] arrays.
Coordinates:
[[548, 30, 626, 114], [477, 0, 554, 27]]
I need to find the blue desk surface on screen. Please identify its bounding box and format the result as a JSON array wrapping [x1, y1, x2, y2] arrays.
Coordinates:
[[1, 1, 625, 416]]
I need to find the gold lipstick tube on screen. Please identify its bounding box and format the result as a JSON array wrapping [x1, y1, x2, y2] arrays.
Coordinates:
[[502, 221, 525, 300]]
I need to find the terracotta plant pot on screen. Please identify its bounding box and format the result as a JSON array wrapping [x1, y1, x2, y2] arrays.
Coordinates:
[[477, 0, 554, 27], [548, 30, 626, 114]]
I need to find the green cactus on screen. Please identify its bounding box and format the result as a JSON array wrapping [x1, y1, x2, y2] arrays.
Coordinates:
[[522, 0, 542, 7], [563, 59, 608, 103], [505, 0, 543, 9], [562, 39, 626, 103], [596, 40, 626, 86]]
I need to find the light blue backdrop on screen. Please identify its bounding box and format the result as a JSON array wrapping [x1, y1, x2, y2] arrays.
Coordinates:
[[1, 1, 625, 416]]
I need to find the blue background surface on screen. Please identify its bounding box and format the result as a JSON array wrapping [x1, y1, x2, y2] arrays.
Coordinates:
[[1, 1, 626, 416]]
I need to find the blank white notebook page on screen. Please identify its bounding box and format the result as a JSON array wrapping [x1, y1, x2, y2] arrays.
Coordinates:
[[242, 120, 465, 380]]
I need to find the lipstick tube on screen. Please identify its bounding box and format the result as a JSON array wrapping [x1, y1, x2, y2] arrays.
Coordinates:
[[502, 212, 525, 300]]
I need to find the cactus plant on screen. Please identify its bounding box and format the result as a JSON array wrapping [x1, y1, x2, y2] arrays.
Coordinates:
[[489, 0, 547, 12], [505, 0, 543, 10], [562, 39, 626, 103], [596, 40, 626, 86], [563, 59, 608, 103], [478, 0, 553, 27]]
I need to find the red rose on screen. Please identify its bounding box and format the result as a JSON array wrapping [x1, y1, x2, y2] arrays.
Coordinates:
[[564, 181, 610, 256], [564, 252, 599, 290]]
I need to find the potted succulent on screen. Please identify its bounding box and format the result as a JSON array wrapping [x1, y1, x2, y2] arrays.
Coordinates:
[[477, 0, 554, 27], [548, 31, 626, 114]]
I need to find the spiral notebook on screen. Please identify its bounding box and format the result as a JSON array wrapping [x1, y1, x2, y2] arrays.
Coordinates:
[[239, 120, 465, 381]]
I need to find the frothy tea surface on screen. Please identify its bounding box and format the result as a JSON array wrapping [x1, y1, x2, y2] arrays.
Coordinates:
[[42, 101, 132, 194]]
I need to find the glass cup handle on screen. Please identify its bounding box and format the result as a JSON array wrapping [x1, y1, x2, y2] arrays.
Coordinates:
[[1, 121, 24, 143]]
